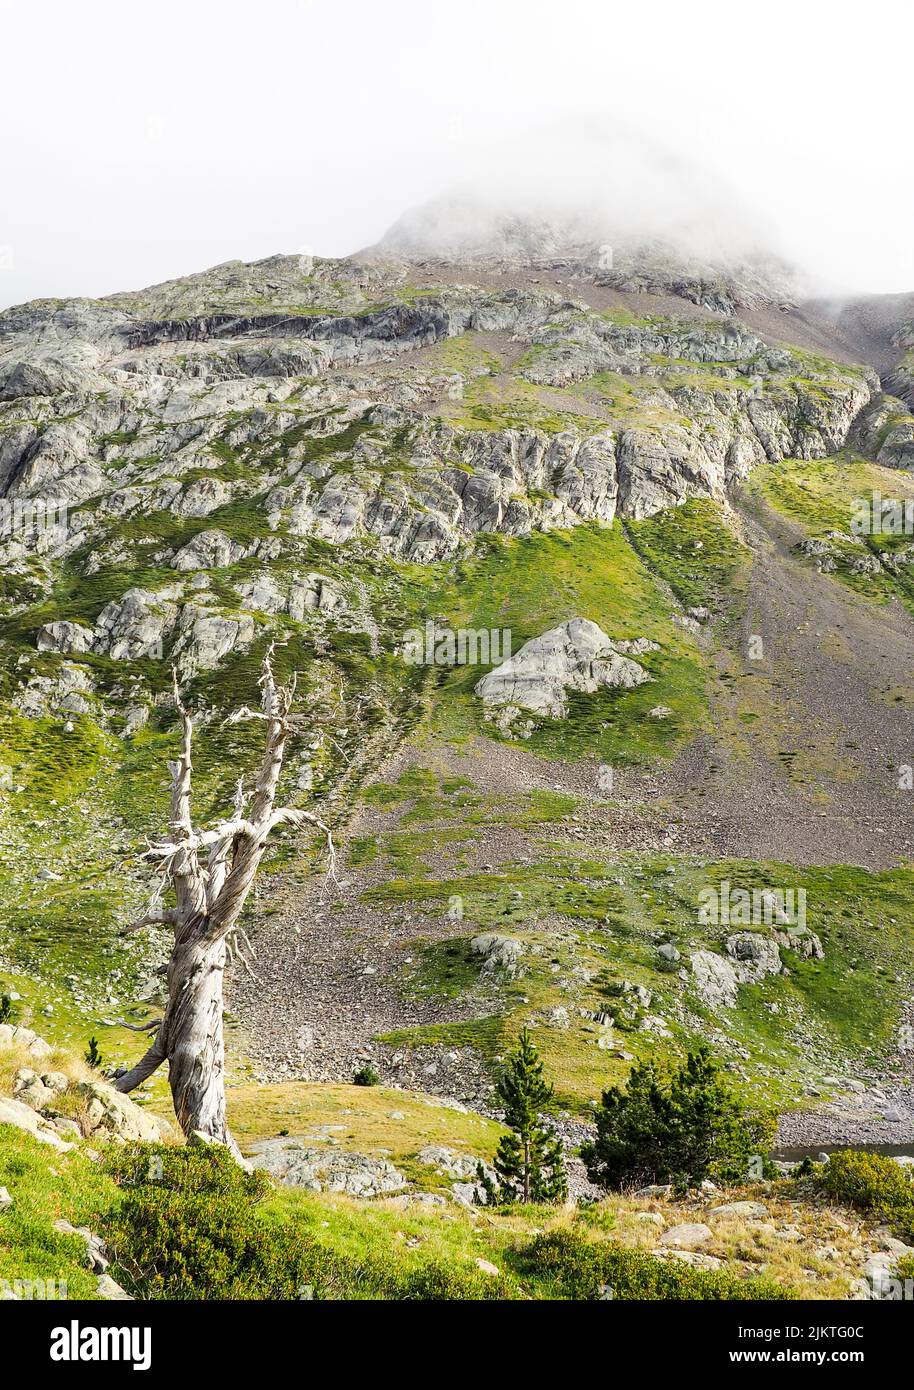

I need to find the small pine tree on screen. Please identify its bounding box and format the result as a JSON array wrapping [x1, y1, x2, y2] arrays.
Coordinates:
[[581, 1046, 775, 1192], [85, 1037, 103, 1069], [477, 1028, 567, 1205], [0, 993, 17, 1025]]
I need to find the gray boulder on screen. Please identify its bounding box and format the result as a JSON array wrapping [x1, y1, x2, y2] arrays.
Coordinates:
[[36, 620, 94, 655], [659, 1222, 713, 1249], [0, 1097, 74, 1151], [725, 932, 783, 983], [475, 617, 650, 721], [470, 933, 525, 977], [74, 1080, 171, 1143], [248, 1140, 407, 1197]]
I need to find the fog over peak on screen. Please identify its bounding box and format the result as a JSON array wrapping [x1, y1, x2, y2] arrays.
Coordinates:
[[1, 1, 912, 307], [375, 122, 775, 266]]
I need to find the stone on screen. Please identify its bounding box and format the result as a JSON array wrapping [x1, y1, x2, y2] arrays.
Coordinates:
[[0, 1186, 12, 1208], [691, 933, 782, 1009], [36, 620, 94, 654], [772, 926, 824, 959], [657, 1249, 722, 1270], [862, 1252, 896, 1280], [415, 1145, 494, 1185], [470, 932, 524, 977], [475, 618, 650, 721], [388, 1192, 447, 1209], [725, 932, 783, 983], [690, 949, 741, 1009], [248, 1140, 407, 1197], [73, 1080, 171, 1142], [0, 1025, 52, 1060], [51, 1117, 83, 1140], [883, 1237, 914, 1257], [12, 1070, 55, 1110], [53, 1219, 110, 1272], [93, 587, 178, 661], [710, 1200, 769, 1219], [659, 1222, 713, 1249], [0, 1097, 74, 1151], [474, 1258, 500, 1276], [97, 1274, 132, 1300]]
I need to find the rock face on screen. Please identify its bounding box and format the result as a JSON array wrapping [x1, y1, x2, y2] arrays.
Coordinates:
[[470, 933, 525, 977], [0, 242, 887, 744], [690, 932, 783, 1009], [247, 1139, 407, 1197], [475, 618, 650, 721], [853, 394, 914, 467], [74, 1080, 171, 1143], [725, 931, 783, 983]]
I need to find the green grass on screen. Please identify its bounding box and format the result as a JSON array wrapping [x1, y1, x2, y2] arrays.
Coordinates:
[[0, 1125, 119, 1298], [0, 1121, 809, 1299], [356, 822, 914, 1113], [748, 455, 914, 613], [423, 522, 710, 764], [626, 498, 750, 611]]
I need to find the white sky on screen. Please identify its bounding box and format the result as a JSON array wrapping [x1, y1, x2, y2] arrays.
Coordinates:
[[1, 0, 912, 308]]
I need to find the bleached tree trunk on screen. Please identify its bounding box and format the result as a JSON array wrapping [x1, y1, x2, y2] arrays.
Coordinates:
[[115, 647, 334, 1152]]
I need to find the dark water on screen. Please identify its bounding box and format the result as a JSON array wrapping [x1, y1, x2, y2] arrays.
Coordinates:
[[774, 1141, 914, 1162]]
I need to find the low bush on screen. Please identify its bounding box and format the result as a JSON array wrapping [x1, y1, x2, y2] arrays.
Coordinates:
[[517, 1230, 793, 1300], [103, 1143, 514, 1300], [815, 1150, 914, 1242], [352, 1064, 380, 1087]]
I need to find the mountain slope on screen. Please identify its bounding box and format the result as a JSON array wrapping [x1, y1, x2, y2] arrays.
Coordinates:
[[2, 226, 914, 1151]]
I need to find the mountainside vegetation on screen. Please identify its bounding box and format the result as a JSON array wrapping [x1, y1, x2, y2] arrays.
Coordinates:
[[3, 232, 914, 1300]]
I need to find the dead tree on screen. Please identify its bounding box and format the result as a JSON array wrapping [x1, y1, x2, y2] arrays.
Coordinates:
[[116, 646, 334, 1151]]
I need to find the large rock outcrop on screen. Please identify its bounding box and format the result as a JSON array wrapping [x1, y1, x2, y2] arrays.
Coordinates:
[[475, 618, 651, 722], [247, 1139, 407, 1196]]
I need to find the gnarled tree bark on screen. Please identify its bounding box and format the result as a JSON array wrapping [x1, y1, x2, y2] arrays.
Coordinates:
[[116, 647, 334, 1153]]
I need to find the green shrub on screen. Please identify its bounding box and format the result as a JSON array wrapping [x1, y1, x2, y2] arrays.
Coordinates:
[[581, 1047, 776, 1191], [352, 1064, 380, 1087], [0, 993, 17, 1025], [815, 1150, 914, 1241], [518, 1230, 793, 1300], [103, 1143, 515, 1301], [84, 1037, 103, 1068], [105, 1144, 313, 1300]]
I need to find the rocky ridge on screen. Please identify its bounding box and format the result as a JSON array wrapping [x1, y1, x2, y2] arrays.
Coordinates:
[[0, 247, 890, 740]]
